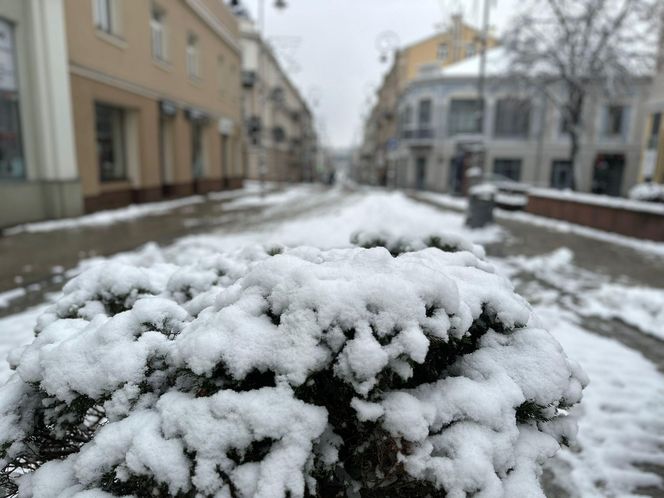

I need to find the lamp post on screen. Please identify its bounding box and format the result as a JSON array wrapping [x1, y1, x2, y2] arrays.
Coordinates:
[[230, 0, 287, 196], [376, 31, 400, 188]]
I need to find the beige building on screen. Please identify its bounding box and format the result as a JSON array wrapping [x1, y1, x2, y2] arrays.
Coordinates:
[[239, 16, 317, 183], [0, 0, 245, 227], [358, 14, 498, 185], [67, 0, 245, 212]]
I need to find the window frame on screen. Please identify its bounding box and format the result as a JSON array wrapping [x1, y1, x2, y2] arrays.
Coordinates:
[[437, 43, 449, 60], [186, 32, 200, 80], [603, 104, 625, 137], [493, 158, 523, 182], [494, 97, 531, 139], [448, 98, 483, 136], [95, 103, 127, 182], [150, 3, 167, 62]]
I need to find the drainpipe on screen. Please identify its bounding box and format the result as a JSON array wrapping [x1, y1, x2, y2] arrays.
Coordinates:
[[535, 89, 546, 186]]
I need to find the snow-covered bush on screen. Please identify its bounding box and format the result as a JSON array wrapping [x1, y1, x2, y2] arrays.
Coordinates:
[[0, 239, 587, 497], [629, 182, 664, 203]]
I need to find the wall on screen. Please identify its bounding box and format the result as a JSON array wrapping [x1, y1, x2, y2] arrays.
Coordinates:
[[65, 0, 244, 210], [0, 0, 82, 228], [527, 191, 664, 241]]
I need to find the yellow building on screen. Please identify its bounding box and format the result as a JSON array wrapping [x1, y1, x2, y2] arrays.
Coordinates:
[[640, 31, 664, 184], [360, 14, 499, 185]]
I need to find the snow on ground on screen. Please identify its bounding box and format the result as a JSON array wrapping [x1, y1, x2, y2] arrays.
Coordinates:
[[419, 191, 664, 258], [1, 183, 273, 236], [495, 249, 664, 496], [0, 288, 26, 309], [220, 185, 315, 211], [0, 186, 663, 496], [538, 306, 664, 498], [502, 248, 664, 341]]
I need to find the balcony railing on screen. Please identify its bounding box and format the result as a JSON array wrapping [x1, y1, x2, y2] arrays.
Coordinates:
[[401, 128, 434, 140]]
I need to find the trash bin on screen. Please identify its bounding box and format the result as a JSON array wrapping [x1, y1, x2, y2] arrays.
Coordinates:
[[465, 184, 495, 228]]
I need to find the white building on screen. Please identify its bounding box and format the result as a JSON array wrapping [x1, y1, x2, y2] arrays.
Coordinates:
[[395, 48, 652, 197], [0, 0, 81, 228]]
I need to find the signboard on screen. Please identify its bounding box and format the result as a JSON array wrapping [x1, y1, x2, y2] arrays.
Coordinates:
[[0, 19, 17, 91], [642, 149, 658, 179], [218, 117, 234, 136]]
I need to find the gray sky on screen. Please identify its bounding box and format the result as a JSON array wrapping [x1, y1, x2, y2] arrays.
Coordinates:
[[243, 0, 522, 148]]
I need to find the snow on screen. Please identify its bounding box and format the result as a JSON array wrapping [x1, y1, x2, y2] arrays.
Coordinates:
[[418, 190, 664, 257], [438, 47, 511, 78], [0, 288, 26, 309], [0, 190, 585, 497], [2, 196, 205, 235], [221, 185, 314, 211], [0, 186, 662, 497], [496, 247, 664, 496], [629, 182, 664, 203], [1, 183, 272, 235]]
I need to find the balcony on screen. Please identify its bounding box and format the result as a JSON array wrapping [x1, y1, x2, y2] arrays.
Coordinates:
[[401, 128, 434, 146]]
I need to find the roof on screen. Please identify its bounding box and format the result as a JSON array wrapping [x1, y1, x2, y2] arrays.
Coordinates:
[[438, 47, 510, 78]]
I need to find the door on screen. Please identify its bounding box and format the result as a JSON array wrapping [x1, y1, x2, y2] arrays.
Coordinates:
[[416, 156, 427, 190], [592, 154, 624, 196], [220, 135, 228, 187], [550, 160, 573, 189], [448, 153, 465, 194]]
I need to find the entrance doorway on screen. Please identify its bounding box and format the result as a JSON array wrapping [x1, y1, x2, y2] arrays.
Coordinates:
[[550, 160, 573, 189], [591, 154, 624, 196], [415, 156, 427, 190]]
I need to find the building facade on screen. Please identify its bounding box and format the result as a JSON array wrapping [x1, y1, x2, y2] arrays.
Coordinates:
[[395, 53, 651, 197], [239, 16, 317, 183], [639, 23, 664, 184], [0, 0, 80, 228], [66, 0, 244, 212], [0, 0, 245, 228], [357, 14, 499, 186]]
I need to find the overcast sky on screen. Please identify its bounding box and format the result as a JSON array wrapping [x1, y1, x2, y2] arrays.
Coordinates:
[[242, 0, 524, 149]]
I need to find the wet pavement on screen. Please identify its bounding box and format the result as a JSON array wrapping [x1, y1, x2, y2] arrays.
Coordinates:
[[0, 186, 322, 317]]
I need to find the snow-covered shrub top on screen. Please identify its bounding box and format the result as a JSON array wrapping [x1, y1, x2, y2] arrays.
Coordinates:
[[629, 182, 664, 203], [0, 239, 587, 498], [351, 229, 486, 258]]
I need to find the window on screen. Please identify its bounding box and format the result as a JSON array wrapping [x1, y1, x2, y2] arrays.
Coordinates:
[[603, 105, 625, 136], [437, 43, 448, 60], [418, 99, 432, 128], [550, 160, 573, 189], [93, 0, 119, 35], [466, 43, 477, 57], [95, 104, 126, 182], [648, 112, 661, 149], [448, 98, 483, 135], [493, 158, 522, 181], [399, 105, 413, 137], [494, 98, 531, 138], [187, 32, 200, 79], [150, 3, 167, 61], [0, 19, 24, 180]]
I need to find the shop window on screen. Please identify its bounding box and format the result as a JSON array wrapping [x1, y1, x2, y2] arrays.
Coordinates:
[[0, 19, 24, 180], [95, 104, 127, 182], [493, 158, 522, 181]]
